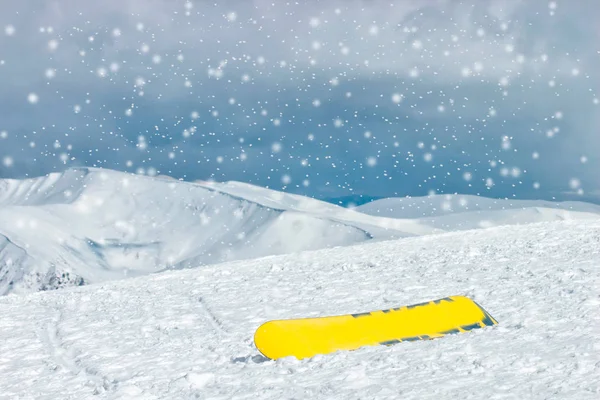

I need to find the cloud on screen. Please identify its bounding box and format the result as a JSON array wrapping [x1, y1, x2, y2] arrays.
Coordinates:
[[0, 0, 598, 202]]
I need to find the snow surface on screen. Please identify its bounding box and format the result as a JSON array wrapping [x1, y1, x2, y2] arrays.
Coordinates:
[[3, 168, 599, 296], [0, 219, 599, 398], [356, 195, 600, 230], [0, 167, 435, 295]]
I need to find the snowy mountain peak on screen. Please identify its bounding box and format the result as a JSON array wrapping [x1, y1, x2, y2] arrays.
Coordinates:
[[0, 168, 427, 295]]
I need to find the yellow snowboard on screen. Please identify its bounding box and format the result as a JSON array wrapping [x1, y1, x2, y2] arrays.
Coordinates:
[[254, 295, 497, 360]]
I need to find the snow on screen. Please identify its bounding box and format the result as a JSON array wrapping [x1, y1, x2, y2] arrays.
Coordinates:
[[4, 168, 599, 296], [0, 218, 599, 398], [0, 167, 435, 295], [356, 194, 600, 230]]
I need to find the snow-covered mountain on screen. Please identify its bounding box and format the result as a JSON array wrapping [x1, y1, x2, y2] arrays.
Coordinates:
[[0, 167, 434, 295], [356, 194, 600, 230], [1, 218, 598, 398], [2, 167, 599, 296]]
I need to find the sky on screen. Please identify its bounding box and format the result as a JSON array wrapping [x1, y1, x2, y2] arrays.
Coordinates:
[[0, 0, 598, 203]]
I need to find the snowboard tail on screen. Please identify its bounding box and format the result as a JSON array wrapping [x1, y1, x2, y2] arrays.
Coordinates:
[[254, 295, 497, 360]]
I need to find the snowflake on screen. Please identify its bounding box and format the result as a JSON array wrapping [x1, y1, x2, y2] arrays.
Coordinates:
[[48, 39, 59, 51], [271, 142, 282, 153], [391, 93, 403, 104], [569, 178, 581, 190], [27, 93, 39, 104]]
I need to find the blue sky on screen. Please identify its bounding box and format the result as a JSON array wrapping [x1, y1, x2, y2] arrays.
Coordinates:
[[0, 0, 598, 203]]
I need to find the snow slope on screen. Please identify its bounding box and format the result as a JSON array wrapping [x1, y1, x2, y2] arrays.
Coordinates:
[[0, 219, 598, 399], [356, 194, 600, 230], [0, 167, 434, 295]]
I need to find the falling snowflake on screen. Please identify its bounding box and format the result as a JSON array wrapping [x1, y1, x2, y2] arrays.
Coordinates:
[[3, 156, 14, 167], [271, 142, 282, 153], [27, 93, 39, 104]]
